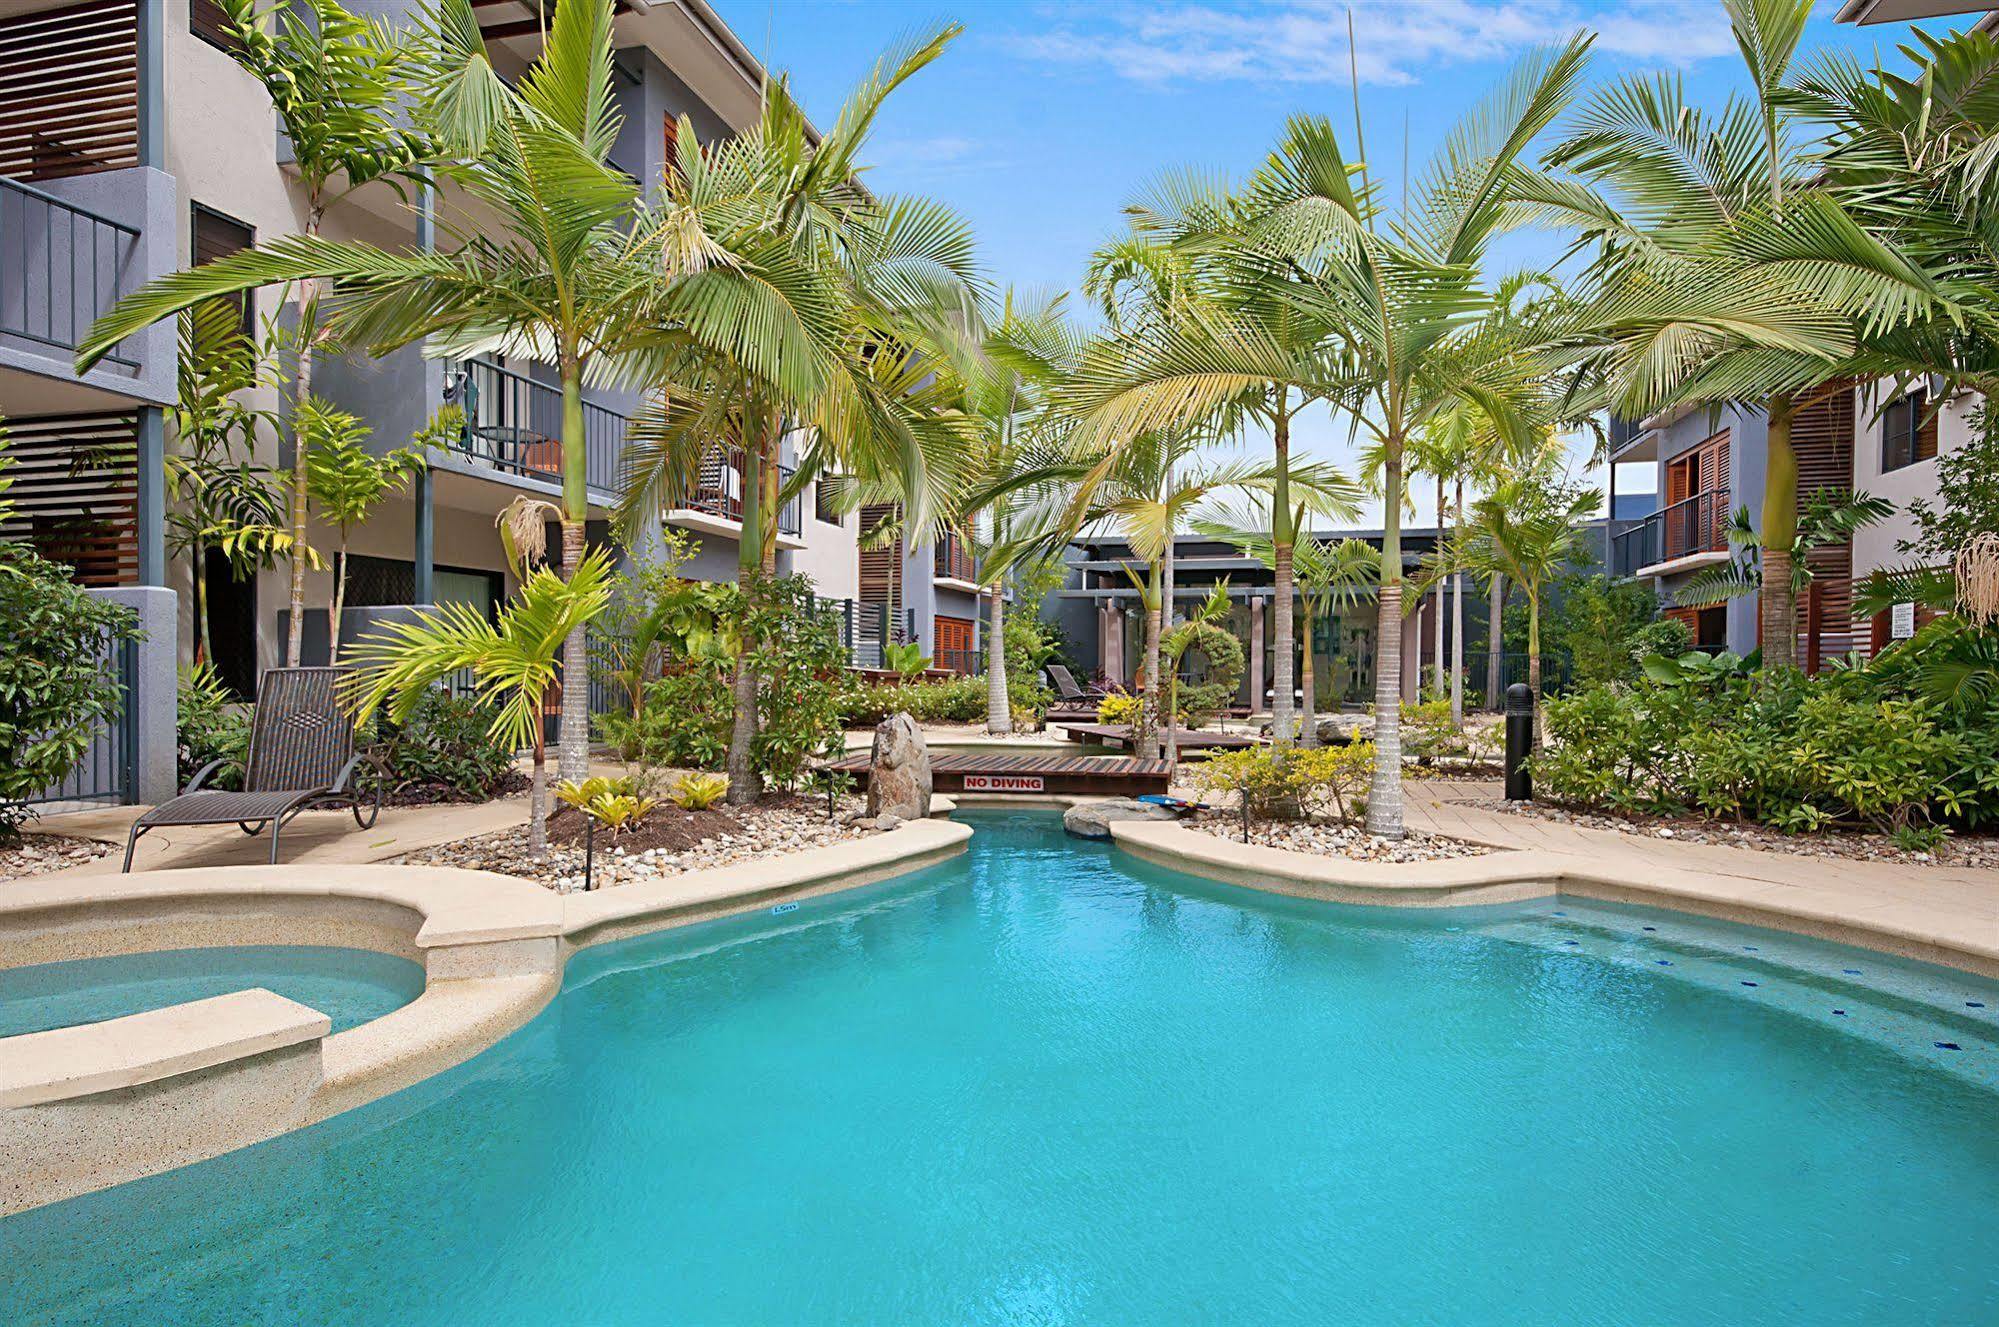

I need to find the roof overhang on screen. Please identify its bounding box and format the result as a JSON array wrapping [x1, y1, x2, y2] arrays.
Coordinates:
[[1833, 0, 1993, 24]]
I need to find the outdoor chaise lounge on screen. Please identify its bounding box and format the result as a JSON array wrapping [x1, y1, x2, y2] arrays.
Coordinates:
[[1045, 663, 1109, 722], [122, 667, 382, 871]]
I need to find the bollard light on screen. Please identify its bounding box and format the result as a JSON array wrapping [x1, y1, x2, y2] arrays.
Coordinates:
[[1504, 683, 1534, 803]]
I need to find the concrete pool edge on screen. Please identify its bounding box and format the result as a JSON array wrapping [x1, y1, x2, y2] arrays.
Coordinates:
[[1108, 820, 1999, 981], [0, 820, 972, 1216]]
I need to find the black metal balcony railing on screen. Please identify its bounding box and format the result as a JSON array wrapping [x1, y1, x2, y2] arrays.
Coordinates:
[[681, 445, 802, 537], [0, 175, 139, 369], [816, 596, 888, 670], [1613, 489, 1730, 576], [444, 358, 626, 495], [934, 647, 980, 676], [933, 532, 977, 583]]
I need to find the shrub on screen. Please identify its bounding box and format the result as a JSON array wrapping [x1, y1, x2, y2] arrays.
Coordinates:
[[178, 661, 250, 792], [1096, 689, 1143, 726], [670, 771, 730, 810], [375, 688, 522, 801], [1288, 742, 1375, 822], [1191, 747, 1296, 822], [1531, 660, 1994, 836], [837, 674, 987, 727], [0, 546, 144, 839], [554, 776, 657, 834], [1192, 742, 1376, 826]]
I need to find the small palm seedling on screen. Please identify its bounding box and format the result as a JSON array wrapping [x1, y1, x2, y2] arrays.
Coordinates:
[[670, 772, 730, 811]]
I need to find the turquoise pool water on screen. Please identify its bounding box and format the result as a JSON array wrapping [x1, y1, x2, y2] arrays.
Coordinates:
[[0, 946, 424, 1038], [3, 811, 1995, 1325]]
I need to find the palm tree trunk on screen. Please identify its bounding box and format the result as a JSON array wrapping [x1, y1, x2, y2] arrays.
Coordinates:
[[985, 580, 1009, 734], [1527, 593, 1543, 749], [1299, 593, 1318, 748], [726, 435, 767, 806], [1270, 399, 1296, 743], [1367, 439, 1405, 840], [1162, 513, 1178, 769], [193, 541, 211, 666], [528, 726, 548, 859], [1760, 392, 1798, 670], [556, 367, 590, 785], [1139, 561, 1162, 761], [327, 544, 347, 665], [1485, 571, 1505, 711], [285, 261, 320, 668], [1433, 476, 1446, 699], [1450, 480, 1464, 729]]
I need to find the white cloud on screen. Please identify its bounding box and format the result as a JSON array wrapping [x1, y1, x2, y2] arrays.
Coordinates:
[[1009, 1, 1738, 88]]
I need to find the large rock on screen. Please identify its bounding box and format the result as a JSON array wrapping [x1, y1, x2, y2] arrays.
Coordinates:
[[866, 712, 931, 821], [1063, 798, 1178, 839]]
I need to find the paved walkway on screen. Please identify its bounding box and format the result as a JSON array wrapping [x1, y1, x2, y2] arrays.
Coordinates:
[[1405, 778, 1999, 964]]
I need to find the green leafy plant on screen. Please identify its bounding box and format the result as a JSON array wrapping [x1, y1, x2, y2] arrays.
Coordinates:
[[177, 661, 250, 792], [670, 772, 730, 811], [882, 641, 931, 682], [0, 534, 144, 841], [300, 397, 425, 662], [835, 675, 987, 727], [373, 688, 522, 802], [1095, 690, 1144, 727]]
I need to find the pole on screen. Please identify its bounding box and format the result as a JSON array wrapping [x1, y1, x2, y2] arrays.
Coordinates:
[[1503, 682, 1534, 802]]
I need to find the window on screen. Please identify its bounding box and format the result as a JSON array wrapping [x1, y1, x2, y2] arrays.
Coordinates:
[[191, 0, 243, 52], [814, 476, 842, 525], [191, 204, 255, 335], [1881, 389, 1938, 472]]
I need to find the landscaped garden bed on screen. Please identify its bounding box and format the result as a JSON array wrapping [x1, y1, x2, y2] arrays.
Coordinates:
[[1480, 797, 1999, 869], [0, 834, 115, 883], [397, 793, 882, 893], [1186, 815, 1489, 864]]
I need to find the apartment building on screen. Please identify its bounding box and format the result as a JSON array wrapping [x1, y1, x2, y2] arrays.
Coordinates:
[[2, 0, 997, 799], [1607, 378, 1966, 662]]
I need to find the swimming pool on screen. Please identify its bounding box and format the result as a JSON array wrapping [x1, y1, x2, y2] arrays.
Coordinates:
[[3, 811, 1994, 1324], [0, 946, 424, 1038]]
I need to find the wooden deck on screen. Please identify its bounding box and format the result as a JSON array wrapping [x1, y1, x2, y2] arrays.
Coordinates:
[[826, 751, 1171, 796], [1059, 723, 1261, 753]]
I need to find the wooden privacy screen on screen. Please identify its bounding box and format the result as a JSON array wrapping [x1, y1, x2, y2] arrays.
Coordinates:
[[0, 0, 141, 182], [1793, 385, 1858, 651], [0, 411, 141, 585]]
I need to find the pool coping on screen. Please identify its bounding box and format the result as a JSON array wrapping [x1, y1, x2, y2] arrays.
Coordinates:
[[1108, 820, 1999, 981], [0, 818, 972, 1216]]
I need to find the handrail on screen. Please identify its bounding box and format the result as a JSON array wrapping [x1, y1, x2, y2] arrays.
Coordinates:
[[0, 174, 140, 368], [1613, 488, 1730, 575], [441, 357, 627, 494]]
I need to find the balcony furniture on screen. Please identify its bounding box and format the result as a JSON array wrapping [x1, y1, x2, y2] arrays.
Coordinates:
[[121, 668, 382, 871]]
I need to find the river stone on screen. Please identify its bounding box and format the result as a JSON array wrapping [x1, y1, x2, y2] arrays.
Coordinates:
[[866, 712, 931, 821], [1063, 798, 1177, 839]]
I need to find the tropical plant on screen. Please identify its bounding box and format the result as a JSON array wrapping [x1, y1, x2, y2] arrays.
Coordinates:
[[1445, 471, 1601, 737], [1160, 582, 1245, 735], [80, 0, 687, 785], [835, 674, 987, 727], [345, 549, 616, 858], [1679, 489, 1893, 647], [299, 399, 426, 662], [1062, 38, 1592, 837], [1543, 573, 1660, 688], [883, 641, 931, 682], [589, 537, 730, 738], [612, 24, 983, 802], [373, 688, 523, 802], [669, 772, 730, 811], [0, 537, 144, 841], [177, 661, 251, 792], [164, 298, 283, 667], [555, 776, 657, 833], [214, 0, 427, 667]]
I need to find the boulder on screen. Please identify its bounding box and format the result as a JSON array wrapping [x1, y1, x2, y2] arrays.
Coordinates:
[[866, 712, 931, 821], [1063, 798, 1178, 840]]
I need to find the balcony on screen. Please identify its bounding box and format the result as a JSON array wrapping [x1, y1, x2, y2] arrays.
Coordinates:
[[0, 175, 140, 370], [667, 444, 804, 547], [441, 358, 626, 496], [1615, 489, 1732, 578], [933, 531, 980, 590]]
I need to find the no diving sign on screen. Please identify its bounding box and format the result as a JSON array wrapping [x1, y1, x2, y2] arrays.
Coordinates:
[[962, 774, 1045, 793]]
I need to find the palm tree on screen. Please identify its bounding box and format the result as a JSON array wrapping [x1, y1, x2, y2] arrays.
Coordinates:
[[1063, 40, 1591, 836], [218, 0, 427, 668], [1449, 469, 1600, 739], [300, 401, 426, 662], [612, 28, 983, 801], [1533, 0, 1955, 670], [79, 0, 689, 785], [346, 548, 615, 858]]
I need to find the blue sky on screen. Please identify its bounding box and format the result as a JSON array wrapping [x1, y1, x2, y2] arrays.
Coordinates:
[[709, 0, 1970, 518]]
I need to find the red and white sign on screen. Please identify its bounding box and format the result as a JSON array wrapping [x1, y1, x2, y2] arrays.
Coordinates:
[[962, 774, 1044, 793]]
